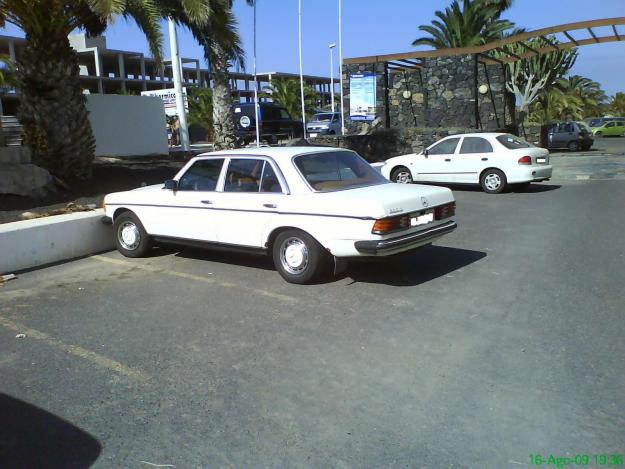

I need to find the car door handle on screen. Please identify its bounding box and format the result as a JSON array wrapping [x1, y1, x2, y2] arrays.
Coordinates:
[[201, 200, 213, 205], [481, 158, 488, 161], [263, 203, 277, 209], [444, 158, 451, 162]]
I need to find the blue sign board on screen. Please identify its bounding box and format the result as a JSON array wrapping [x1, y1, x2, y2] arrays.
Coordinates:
[[349, 73, 376, 121]]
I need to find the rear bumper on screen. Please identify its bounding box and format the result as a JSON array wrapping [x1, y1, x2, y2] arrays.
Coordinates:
[[354, 220, 457, 255], [507, 165, 553, 183]]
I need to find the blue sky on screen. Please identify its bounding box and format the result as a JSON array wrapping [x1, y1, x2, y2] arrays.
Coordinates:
[[2, 0, 624, 95]]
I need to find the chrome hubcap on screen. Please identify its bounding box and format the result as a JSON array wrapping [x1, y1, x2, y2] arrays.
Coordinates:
[[395, 170, 412, 184], [118, 222, 140, 250], [484, 173, 501, 191], [280, 237, 309, 274]]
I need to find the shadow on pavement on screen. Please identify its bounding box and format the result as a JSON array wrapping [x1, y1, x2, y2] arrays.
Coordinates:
[[0, 393, 101, 468], [173, 247, 275, 271], [511, 183, 561, 193], [343, 244, 486, 287]]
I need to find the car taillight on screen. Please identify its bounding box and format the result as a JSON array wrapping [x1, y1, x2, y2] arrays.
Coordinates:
[[435, 202, 456, 220], [518, 155, 532, 165], [372, 215, 410, 234]]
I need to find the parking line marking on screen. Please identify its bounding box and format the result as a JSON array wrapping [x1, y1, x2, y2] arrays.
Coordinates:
[[0, 316, 150, 382], [91, 255, 298, 304]]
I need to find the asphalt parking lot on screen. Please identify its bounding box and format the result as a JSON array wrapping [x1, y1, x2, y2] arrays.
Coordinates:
[[2, 178, 625, 468]]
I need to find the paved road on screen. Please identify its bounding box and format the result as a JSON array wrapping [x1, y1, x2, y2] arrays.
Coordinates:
[[1, 180, 624, 468]]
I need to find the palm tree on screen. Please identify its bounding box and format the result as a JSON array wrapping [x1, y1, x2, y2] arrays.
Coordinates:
[[611, 92, 625, 116], [413, 0, 515, 49], [556, 75, 608, 118], [187, 87, 214, 140], [262, 79, 318, 120], [189, 0, 250, 150], [0, 0, 212, 180]]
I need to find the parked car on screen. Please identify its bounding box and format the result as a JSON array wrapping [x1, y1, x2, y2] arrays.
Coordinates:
[[547, 121, 593, 151], [586, 116, 623, 129], [377, 133, 552, 194], [103, 147, 457, 284], [306, 112, 342, 137], [233, 102, 303, 145], [591, 120, 625, 137]]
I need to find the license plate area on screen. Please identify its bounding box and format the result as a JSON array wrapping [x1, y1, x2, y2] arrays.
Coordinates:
[[309, 133, 318, 138], [411, 210, 434, 226], [537, 157, 547, 164]]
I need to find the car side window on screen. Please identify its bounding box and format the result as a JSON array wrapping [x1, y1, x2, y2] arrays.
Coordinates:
[[606, 122, 615, 128], [224, 158, 264, 193], [279, 109, 291, 120], [260, 162, 283, 193], [177, 159, 224, 191], [460, 137, 493, 154], [428, 137, 461, 155]]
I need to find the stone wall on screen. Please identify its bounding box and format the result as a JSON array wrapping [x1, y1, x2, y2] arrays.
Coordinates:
[[342, 54, 510, 135]]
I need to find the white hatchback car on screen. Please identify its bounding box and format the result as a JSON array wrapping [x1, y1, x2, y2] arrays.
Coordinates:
[[103, 147, 457, 283], [379, 133, 553, 193]]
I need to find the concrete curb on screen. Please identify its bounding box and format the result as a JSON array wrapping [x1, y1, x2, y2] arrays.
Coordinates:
[[0, 209, 114, 274]]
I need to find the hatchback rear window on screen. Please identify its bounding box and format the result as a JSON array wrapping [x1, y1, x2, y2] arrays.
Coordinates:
[[294, 151, 386, 192], [496, 134, 532, 149]]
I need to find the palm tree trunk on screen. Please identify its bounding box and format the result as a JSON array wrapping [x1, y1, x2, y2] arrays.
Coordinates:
[[16, 32, 95, 180], [210, 42, 238, 150]]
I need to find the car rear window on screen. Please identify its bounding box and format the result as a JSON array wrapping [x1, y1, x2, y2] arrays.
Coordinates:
[[496, 134, 532, 149], [293, 151, 387, 192], [460, 137, 493, 154]]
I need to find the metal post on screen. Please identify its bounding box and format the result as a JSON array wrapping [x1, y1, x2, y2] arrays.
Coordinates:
[[253, 1, 260, 147], [338, 0, 345, 135], [329, 43, 336, 112], [168, 17, 189, 151], [298, 0, 306, 136]]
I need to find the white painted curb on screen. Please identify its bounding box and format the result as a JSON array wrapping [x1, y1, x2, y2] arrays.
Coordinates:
[[0, 209, 114, 273]]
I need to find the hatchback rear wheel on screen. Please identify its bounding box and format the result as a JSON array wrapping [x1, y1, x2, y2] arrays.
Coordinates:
[[480, 169, 507, 194], [568, 141, 580, 152]]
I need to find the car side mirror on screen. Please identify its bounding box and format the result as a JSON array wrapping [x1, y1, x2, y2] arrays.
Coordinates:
[[423, 148, 429, 157], [164, 179, 178, 191]]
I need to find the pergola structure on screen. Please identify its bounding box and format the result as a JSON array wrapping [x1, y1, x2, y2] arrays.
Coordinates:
[[345, 17, 625, 69]]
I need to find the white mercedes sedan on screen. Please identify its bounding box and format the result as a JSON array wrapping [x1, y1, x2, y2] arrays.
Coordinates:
[[103, 147, 457, 284], [378, 133, 553, 193]]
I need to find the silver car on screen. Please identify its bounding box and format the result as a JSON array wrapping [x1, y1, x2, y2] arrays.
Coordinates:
[[306, 112, 342, 137]]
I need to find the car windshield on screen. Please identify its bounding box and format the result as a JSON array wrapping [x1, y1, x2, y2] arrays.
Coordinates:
[[588, 119, 602, 127], [294, 150, 387, 192], [311, 113, 334, 122], [496, 134, 532, 149]]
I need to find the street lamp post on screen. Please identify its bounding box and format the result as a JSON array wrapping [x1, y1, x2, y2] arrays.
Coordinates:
[[298, 0, 306, 136], [253, 0, 260, 147], [167, 17, 189, 152], [329, 43, 336, 112], [338, 0, 345, 135]]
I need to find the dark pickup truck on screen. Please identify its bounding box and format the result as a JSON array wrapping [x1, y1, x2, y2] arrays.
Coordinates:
[[233, 103, 303, 144]]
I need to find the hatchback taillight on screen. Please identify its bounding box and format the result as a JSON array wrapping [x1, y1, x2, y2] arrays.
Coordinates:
[[372, 215, 410, 234], [518, 155, 532, 165]]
